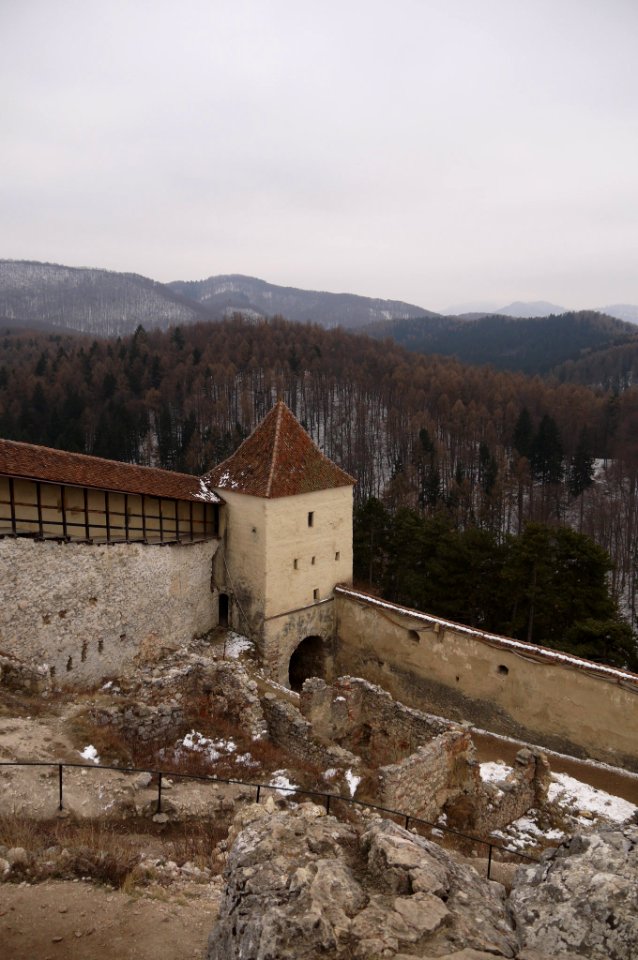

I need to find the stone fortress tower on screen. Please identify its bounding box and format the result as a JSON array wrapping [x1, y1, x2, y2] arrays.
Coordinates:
[[202, 401, 355, 686]]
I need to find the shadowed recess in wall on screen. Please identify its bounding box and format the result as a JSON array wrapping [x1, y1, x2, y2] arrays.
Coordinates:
[[289, 635, 325, 692]]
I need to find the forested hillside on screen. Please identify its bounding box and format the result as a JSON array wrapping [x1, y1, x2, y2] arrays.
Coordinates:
[[168, 274, 435, 329], [364, 311, 638, 378], [1, 316, 638, 656], [0, 260, 212, 335], [0, 261, 435, 336]]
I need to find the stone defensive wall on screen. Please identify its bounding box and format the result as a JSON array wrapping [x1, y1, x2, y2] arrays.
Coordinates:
[[334, 586, 638, 771], [0, 537, 219, 685]]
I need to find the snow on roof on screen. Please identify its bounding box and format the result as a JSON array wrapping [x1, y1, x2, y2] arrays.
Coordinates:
[[202, 401, 355, 498], [336, 585, 638, 688]]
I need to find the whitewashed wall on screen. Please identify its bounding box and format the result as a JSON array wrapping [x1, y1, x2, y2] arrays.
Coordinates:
[[0, 538, 219, 685]]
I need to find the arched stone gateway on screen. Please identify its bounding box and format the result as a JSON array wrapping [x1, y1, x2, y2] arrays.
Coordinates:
[[288, 635, 325, 691]]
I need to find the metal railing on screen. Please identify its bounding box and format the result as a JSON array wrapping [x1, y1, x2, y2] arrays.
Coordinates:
[[0, 760, 541, 880]]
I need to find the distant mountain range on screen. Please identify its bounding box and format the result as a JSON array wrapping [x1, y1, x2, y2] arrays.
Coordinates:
[[167, 274, 437, 329], [448, 300, 567, 319], [1, 259, 637, 372], [446, 300, 638, 323], [0, 261, 434, 336]]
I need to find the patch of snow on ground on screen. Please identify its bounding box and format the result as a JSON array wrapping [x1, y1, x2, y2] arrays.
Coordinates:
[[492, 812, 566, 852], [234, 752, 259, 767], [323, 768, 338, 781], [480, 761, 513, 785], [269, 770, 300, 795], [491, 771, 637, 853], [223, 632, 254, 658], [549, 772, 637, 823], [179, 730, 237, 762], [345, 769, 361, 796], [80, 745, 100, 764]]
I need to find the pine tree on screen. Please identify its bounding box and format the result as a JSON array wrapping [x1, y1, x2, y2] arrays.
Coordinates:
[[568, 429, 595, 498], [530, 414, 564, 485], [512, 408, 533, 459]]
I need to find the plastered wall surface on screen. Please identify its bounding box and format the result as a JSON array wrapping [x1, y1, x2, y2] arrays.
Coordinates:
[[213, 490, 266, 638], [216, 484, 351, 663], [0, 537, 218, 684], [263, 487, 353, 617], [335, 591, 638, 770]]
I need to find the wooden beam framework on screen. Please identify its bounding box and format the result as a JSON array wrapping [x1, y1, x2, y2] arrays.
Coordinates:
[[0, 478, 217, 545]]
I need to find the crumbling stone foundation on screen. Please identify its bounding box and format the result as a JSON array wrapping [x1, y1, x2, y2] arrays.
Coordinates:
[[298, 675, 550, 831]]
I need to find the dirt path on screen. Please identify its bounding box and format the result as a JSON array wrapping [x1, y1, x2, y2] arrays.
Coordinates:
[[0, 879, 219, 960]]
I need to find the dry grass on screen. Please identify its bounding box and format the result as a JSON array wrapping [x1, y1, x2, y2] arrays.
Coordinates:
[[0, 816, 139, 887], [0, 815, 228, 888], [0, 686, 73, 719], [163, 821, 227, 871]]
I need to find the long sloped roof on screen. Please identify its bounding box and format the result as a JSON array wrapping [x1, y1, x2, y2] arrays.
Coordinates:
[[0, 437, 222, 503], [202, 401, 355, 498]]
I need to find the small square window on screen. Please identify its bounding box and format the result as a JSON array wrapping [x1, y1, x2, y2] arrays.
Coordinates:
[[293, 558, 298, 570], [308, 511, 314, 527], [311, 555, 316, 565], [313, 588, 319, 600], [335, 551, 340, 561]]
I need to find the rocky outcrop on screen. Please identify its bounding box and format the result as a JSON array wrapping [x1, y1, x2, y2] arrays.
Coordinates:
[[207, 802, 638, 959], [510, 821, 638, 959], [206, 801, 518, 959]]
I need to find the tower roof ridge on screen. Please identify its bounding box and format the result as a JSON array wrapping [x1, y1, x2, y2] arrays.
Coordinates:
[[202, 400, 355, 498], [265, 401, 284, 498]]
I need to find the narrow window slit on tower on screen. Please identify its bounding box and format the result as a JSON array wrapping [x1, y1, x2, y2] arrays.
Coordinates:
[[308, 512, 314, 527]]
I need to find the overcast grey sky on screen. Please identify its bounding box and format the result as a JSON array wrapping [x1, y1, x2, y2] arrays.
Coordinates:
[[2, 0, 637, 311]]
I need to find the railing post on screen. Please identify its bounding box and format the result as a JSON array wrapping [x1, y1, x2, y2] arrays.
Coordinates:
[[156, 772, 162, 814], [325, 794, 331, 814], [487, 843, 493, 880], [256, 784, 261, 803], [404, 815, 410, 830], [58, 763, 63, 810]]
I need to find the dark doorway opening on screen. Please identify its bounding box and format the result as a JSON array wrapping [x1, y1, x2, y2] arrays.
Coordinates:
[[288, 635, 325, 692], [219, 593, 229, 628]]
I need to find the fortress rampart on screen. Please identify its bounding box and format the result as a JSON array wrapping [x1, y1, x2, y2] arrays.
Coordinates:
[[0, 537, 219, 683], [334, 587, 638, 771], [2, 405, 637, 774]]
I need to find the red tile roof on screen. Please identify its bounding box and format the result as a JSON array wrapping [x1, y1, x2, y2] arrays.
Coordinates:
[[203, 401, 356, 498], [0, 438, 222, 503]]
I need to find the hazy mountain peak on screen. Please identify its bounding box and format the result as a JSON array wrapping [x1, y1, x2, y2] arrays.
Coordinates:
[[167, 274, 437, 329], [494, 300, 567, 318], [599, 304, 638, 324]]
